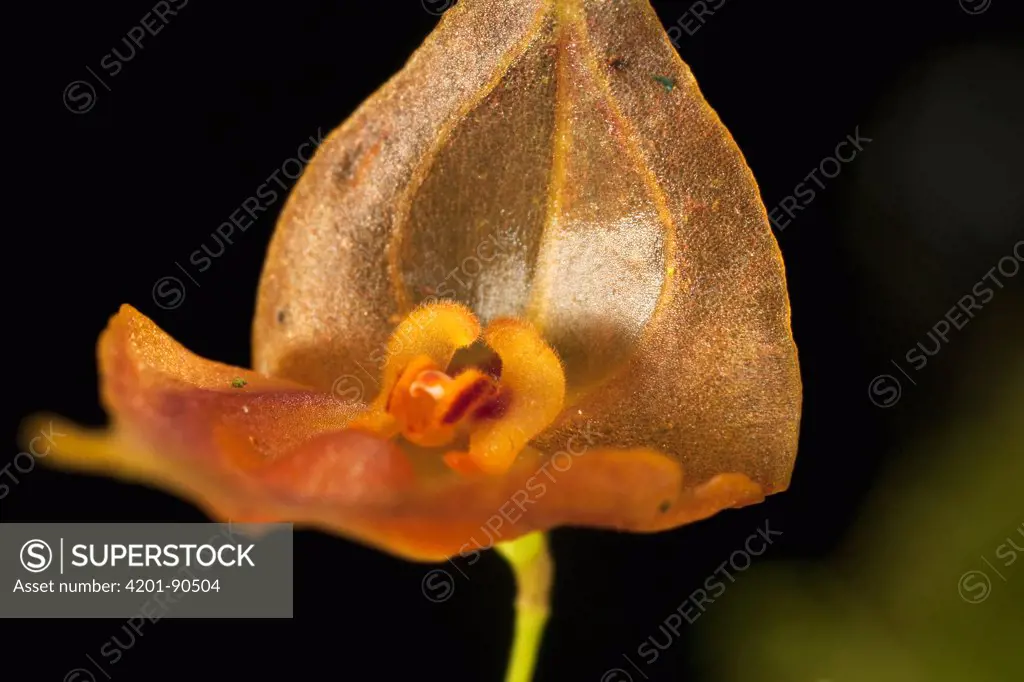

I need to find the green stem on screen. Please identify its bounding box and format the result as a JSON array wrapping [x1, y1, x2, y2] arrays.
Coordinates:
[[496, 532, 553, 682]]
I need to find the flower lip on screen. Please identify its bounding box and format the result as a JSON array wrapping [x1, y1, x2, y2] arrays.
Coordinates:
[[384, 355, 499, 449]]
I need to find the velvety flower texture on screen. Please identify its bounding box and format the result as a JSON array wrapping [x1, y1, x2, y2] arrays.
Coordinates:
[[28, 0, 800, 562]]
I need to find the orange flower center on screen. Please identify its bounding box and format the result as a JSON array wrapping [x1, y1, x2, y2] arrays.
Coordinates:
[[352, 302, 566, 476], [386, 355, 500, 449]]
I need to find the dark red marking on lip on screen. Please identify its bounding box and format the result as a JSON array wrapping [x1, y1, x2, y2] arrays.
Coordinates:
[[471, 388, 511, 422], [441, 377, 495, 425]]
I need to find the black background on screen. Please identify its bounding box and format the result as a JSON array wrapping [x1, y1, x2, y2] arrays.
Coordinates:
[[10, 1, 1023, 680]]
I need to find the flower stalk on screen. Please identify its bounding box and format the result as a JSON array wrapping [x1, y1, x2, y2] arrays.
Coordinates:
[[497, 532, 553, 682]]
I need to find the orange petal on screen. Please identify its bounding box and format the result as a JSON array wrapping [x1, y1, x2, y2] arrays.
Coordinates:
[[351, 301, 482, 434], [466, 318, 566, 474], [37, 304, 365, 478], [373, 301, 481, 409], [28, 306, 765, 561], [28, 411, 758, 561]]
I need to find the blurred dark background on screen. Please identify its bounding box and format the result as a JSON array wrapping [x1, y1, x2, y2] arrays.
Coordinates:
[[9, 1, 1022, 680]]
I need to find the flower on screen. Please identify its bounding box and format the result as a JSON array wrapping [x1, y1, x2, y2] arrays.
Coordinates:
[[25, 0, 800, 563]]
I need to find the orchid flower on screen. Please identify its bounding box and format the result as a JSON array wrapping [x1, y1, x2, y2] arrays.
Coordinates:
[[26, 1, 801, 679]]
